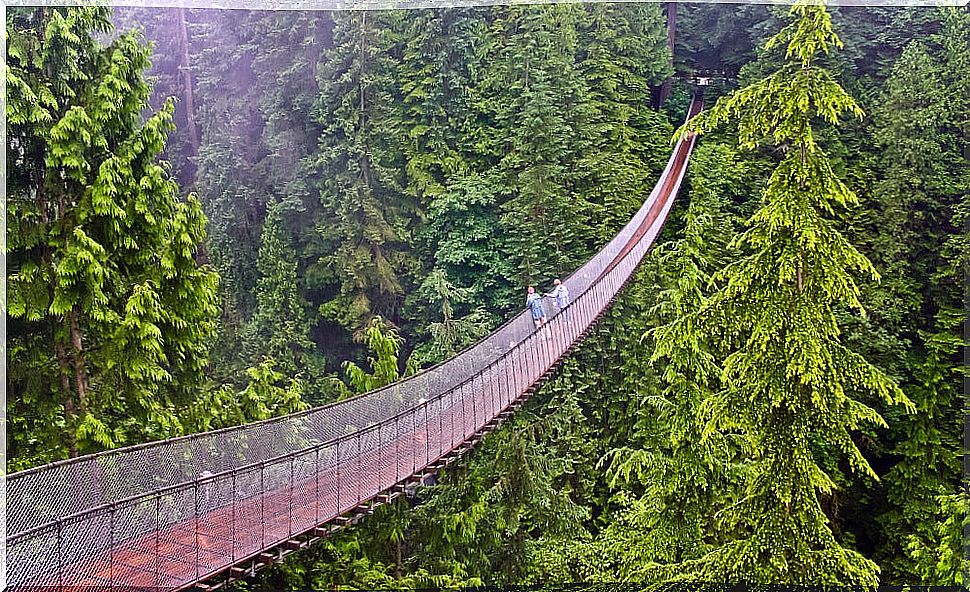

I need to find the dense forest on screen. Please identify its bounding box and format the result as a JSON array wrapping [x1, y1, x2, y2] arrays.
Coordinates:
[[6, 1, 967, 586]]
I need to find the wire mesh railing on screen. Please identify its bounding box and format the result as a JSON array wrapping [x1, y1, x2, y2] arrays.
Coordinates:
[[6, 97, 702, 591]]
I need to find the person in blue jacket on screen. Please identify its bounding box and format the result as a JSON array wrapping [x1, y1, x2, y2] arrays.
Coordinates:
[[546, 278, 570, 322], [526, 286, 547, 329]]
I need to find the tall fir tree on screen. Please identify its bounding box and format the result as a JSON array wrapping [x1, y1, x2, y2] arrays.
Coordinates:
[[872, 8, 969, 582], [7, 7, 218, 465], [485, 6, 583, 286], [671, 3, 909, 584], [310, 10, 420, 334], [395, 8, 498, 349], [243, 198, 322, 390], [188, 9, 269, 382], [572, 3, 673, 249], [602, 143, 742, 573]]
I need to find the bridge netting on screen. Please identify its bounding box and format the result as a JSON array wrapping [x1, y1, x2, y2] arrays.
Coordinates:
[[6, 98, 702, 590]]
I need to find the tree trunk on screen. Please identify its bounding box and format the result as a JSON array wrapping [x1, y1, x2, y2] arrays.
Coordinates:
[[70, 310, 89, 416], [658, 2, 677, 107], [55, 341, 78, 458], [666, 2, 677, 53], [358, 11, 373, 190], [178, 8, 200, 157], [359, 11, 367, 116]]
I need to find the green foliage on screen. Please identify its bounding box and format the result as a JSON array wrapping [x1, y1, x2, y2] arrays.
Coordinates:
[[411, 269, 492, 365], [243, 198, 324, 390], [904, 491, 969, 585], [856, 8, 968, 583], [405, 383, 592, 586], [341, 316, 418, 396], [10, 2, 956, 587], [667, 3, 910, 584], [311, 11, 419, 334], [600, 142, 742, 573], [6, 7, 218, 463], [573, 3, 673, 249], [181, 358, 308, 433]]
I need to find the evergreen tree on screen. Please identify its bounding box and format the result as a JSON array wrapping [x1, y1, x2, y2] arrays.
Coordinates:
[[903, 492, 969, 585], [7, 7, 218, 464], [411, 269, 491, 364], [420, 170, 514, 315], [603, 143, 742, 572], [188, 9, 270, 382], [310, 11, 419, 334], [866, 9, 968, 582], [671, 4, 909, 584], [243, 198, 322, 389], [572, 3, 673, 249], [181, 358, 307, 433], [340, 316, 418, 396], [396, 8, 480, 202], [394, 8, 514, 324], [485, 6, 584, 285], [110, 6, 199, 186]]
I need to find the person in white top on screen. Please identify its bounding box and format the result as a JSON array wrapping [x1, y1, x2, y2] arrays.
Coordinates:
[[546, 279, 570, 323]]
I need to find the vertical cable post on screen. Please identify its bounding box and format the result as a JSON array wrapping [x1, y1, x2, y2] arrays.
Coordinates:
[[450, 383, 457, 444], [288, 457, 295, 537], [57, 518, 63, 592], [110, 503, 116, 588], [439, 391, 444, 458], [314, 448, 321, 525], [231, 471, 237, 562], [195, 481, 200, 582], [335, 443, 342, 517], [356, 434, 362, 504], [155, 493, 162, 586], [471, 373, 478, 436], [459, 382, 466, 442]]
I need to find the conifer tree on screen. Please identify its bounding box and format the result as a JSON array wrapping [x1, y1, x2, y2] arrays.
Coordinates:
[[394, 8, 508, 331], [603, 143, 742, 571], [311, 11, 419, 333], [411, 269, 490, 364], [672, 3, 909, 584], [420, 170, 514, 314], [181, 358, 307, 433], [7, 7, 218, 463], [396, 8, 481, 202], [110, 6, 198, 186], [187, 9, 269, 381], [868, 9, 968, 582], [572, 3, 673, 248], [340, 316, 417, 395], [485, 6, 583, 285], [243, 199, 320, 383]]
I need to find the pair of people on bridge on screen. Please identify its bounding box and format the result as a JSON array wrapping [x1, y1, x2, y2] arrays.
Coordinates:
[[526, 279, 570, 330]]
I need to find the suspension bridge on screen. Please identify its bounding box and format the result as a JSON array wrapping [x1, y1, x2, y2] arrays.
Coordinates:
[[6, 97, 703, 592]]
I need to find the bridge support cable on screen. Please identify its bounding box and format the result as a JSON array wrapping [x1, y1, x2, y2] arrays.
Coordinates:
[[6, 96, 702, 592]]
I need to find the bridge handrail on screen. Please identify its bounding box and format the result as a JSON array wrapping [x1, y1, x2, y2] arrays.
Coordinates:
[[8, 238, 624, 540], [6, 97, 701, 589], [6, 96, 703, 545], [7, 148, 662, 479], [7, 129, 691, 539]]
